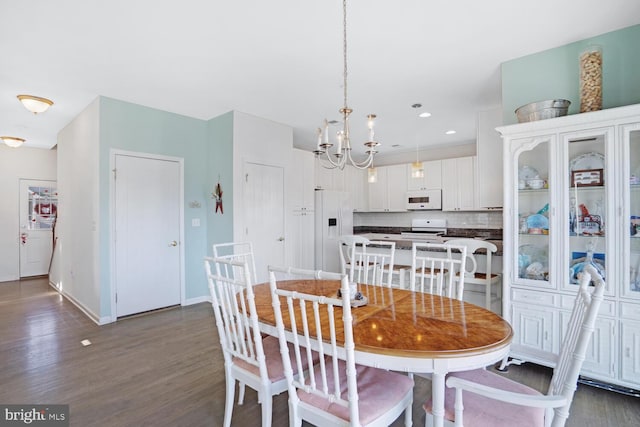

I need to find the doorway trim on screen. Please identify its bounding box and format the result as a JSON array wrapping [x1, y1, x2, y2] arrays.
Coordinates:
[[109, 149, 185, 322]]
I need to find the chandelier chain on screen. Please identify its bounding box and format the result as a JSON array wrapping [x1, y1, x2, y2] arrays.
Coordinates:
[[343, 0, 348, 109]]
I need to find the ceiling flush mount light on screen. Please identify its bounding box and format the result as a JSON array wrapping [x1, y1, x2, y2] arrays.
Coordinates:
[[17, 94, 54, 114], [445, 130, 456, 135], [313, 0, 379, 171], [1, 136, 26, 148]]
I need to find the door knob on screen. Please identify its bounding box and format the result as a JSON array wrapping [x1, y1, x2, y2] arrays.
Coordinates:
[[278, 237, 285, 242], [169, 240, 178, 247]]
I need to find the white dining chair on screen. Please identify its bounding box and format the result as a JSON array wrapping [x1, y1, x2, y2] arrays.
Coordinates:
[[268, 265, 414, 427], [410, 241, 467, 300], [351, 240, 396, 287], [204, 257, 318, 427], [423, 263, 606, 427], [446, 238, 501, 311], [338, 235, 370, 279], [213, 241, 257, 283]]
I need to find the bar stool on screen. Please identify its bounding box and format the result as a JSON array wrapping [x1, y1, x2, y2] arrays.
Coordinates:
[[446, 238, 501, 311]]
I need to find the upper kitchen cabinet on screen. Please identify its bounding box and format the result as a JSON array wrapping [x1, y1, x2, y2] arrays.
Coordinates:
[[315, 161, 345, 191], [368, 164, 407, 212], [477, 108, 504, 208], [500, 103, 640, 392], [442, 156, 477, 211], [291, 149, 315, 210], [344, 165, 367, 212], [406, 160, 442, 191]]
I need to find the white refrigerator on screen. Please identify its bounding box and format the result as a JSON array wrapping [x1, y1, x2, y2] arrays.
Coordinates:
[[314, 190, 353, 272]]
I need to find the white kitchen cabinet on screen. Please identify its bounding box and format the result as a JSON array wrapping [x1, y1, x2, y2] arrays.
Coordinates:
[[291, 149, 315, 210], [477, 108, 504, 208], [288, 149, 316, 270], [406, 160, 442, 191], [289, 209, 315, 269], [367, 164, 407, 212], [442, 156, 477, 211], [344, 165, 367, 212], [315, 162, 345, 191], [500, 103, 640, 392]]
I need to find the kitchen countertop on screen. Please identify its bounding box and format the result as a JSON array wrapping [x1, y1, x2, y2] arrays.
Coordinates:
[[353, 227, 503, 255]]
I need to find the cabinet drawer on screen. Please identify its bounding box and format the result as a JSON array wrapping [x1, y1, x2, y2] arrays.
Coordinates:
[[512, 288, 557, 306], [620, 302, 640, 320], [561, 295, 615, 316]]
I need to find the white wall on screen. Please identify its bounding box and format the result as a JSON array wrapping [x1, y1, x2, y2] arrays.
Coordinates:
[[0, 146, 57, 282], [232, 111, 293, 281], [54, 98, 101, 321]]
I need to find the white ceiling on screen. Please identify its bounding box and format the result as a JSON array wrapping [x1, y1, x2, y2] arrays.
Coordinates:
[[2, 0, 639, 158]]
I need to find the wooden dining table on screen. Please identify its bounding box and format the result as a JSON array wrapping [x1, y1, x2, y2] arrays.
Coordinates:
[[252, 279, 513, 427]]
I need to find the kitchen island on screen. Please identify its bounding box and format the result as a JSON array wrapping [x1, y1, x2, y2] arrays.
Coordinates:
[[354, 228, 503, 314]]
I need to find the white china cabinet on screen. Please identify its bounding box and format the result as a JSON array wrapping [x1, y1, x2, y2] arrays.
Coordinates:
[[500, 103, 640, 392]]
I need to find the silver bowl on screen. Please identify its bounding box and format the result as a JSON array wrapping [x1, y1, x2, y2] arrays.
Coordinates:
[[515, 99, 571, 123]]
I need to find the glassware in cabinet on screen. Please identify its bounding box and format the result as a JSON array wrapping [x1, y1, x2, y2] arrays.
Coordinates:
[[626, 127, 640, 296], [565, 132, 609, 291], [516, 140, 551, 286]]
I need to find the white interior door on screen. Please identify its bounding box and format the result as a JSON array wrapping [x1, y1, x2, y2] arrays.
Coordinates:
[[19, 179, 57, 277], [244, 162, 285, 283], [114, 154, 182, 317]]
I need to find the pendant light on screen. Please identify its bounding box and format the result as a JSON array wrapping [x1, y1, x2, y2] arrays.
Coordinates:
[[411, 143, 424, 178]]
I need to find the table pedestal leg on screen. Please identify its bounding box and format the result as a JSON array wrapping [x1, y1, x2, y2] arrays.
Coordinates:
[[431, 372, 445, 427]]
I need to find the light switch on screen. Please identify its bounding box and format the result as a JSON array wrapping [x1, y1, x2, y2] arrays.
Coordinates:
[[192, 218, 201, 227]]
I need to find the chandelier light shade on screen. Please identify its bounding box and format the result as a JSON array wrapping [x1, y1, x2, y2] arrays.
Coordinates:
[[17, 94, 54, 114], [1, 136, 26, 148], [313, 0, 380, 170]]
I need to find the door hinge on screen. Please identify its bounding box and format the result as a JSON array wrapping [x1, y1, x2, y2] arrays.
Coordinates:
[[245, 173, 249, 183], [112, 168, 117, 180], [115, 293, 117, 303]]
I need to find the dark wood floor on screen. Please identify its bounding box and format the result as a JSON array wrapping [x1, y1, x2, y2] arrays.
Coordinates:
[[1, 277, 638, 426]]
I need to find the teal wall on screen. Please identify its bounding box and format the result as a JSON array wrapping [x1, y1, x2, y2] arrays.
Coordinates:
[[502, 24, 640, 124], [98, 97, 229, 316], [206, 112, 234, 251]]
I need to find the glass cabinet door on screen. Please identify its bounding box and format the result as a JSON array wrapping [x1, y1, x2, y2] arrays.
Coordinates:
[[625, 126, 640, 298], [563, 129, 612, 293], [515, 138, 552, 288]]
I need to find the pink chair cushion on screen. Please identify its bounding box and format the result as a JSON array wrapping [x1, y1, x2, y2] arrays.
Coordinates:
[[299, 360, 414, 425], [234, 335, 318, 382], [424, 369, 545, 427]]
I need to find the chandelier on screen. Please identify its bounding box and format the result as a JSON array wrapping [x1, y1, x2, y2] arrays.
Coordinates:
[[313, 0, 379, 170]]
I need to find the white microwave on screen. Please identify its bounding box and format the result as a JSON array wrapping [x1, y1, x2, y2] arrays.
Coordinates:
[[406, 190, 442, 210]]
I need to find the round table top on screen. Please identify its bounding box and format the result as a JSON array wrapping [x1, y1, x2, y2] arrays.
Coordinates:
[[252, 279, 513, 359]]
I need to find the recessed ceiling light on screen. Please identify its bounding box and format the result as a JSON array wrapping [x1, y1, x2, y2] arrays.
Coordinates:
[[445, 130, 456, 135], [419, 112, 432, 118]]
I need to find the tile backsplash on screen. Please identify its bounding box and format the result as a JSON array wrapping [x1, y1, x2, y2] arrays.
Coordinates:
[[354, 210, 503, 229]]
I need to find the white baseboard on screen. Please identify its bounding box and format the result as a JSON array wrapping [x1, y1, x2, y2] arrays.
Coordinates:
[[48, 280, 109, 325], [183, 295, 212, 306]]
